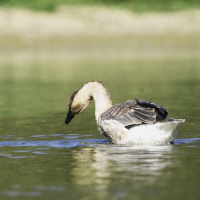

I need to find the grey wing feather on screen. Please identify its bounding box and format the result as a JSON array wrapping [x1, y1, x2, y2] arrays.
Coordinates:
[[101, 100, 157, 127]]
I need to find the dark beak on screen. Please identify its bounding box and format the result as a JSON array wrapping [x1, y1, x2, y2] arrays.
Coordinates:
[[65, 108, 75, 124]]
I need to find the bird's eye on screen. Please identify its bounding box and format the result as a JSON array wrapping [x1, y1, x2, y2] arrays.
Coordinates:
[[89, 96, 93, 101]]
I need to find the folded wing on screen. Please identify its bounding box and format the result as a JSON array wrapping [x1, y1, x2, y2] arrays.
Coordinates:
[[100, 98, 168, 129]]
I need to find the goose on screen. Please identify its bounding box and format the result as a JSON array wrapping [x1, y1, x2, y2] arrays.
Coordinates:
[[65, 81, 185, 145]]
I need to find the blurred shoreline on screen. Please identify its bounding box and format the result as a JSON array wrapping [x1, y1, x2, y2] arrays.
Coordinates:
[[0, 6, 200, 64]]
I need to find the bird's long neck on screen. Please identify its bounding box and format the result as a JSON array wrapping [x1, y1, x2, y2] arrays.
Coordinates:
[[93, 86, 112, 122], [79, 82, 112, 122]]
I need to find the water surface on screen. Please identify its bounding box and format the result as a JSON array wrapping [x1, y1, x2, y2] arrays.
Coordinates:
[[0, 45, 200, 199]]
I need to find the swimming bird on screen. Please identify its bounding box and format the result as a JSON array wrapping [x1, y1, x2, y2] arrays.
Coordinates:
[[65, 81, 185, 145]]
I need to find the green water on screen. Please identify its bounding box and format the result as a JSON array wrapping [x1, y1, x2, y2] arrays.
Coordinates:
[[0, 48, 200, 200]]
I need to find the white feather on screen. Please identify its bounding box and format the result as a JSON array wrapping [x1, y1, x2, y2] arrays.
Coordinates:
[[100, 119, 184, 145]]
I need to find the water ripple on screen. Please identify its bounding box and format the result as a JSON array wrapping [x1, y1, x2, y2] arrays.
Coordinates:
[[0, 139, 106, 148], [0, 138, 199, 148]]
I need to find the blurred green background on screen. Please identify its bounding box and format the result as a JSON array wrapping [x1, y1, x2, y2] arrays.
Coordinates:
[[0, 1, 200, 200], [0, 0, 200, 12]]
